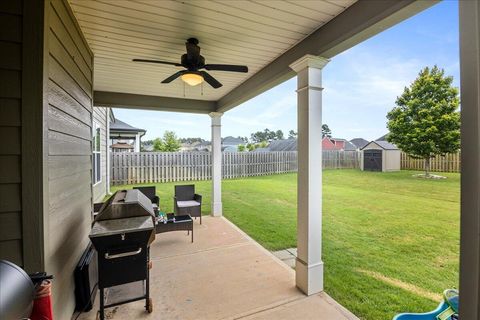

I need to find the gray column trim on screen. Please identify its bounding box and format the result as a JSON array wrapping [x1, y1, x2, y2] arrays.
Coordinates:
[[21, 0, 49, 273], [459, 0, 480, 318]]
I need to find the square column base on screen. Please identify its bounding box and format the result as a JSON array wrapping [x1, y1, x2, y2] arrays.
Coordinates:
[[211, 202, 223, 217], [295, 259, 324, 295]]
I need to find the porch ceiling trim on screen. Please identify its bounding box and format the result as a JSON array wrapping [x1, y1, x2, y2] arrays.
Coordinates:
[[94, 91, 216, 114], [216, 0, 439, 113]]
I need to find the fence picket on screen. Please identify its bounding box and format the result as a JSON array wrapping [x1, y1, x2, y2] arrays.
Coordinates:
[[400, 151, 461, 173]]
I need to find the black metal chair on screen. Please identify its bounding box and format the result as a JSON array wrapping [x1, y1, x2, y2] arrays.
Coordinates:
[[174, 185, 202, 224], [133, 186, 160, 212]]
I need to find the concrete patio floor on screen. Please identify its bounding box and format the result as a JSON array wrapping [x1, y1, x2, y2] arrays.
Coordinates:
[[78, 216, 357, 320]]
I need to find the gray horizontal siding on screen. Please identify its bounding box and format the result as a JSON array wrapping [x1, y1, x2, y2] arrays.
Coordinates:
[[0, 3, 23, 267], [45, 1, 94, 319]]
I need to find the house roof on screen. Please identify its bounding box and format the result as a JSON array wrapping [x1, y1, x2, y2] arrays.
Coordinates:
[[222, 136, 244, 145], [361, 140, 399, 150], [350, 138, 369, 149], [110, 119, 146, 134], [376, 134, 389, 141], [343, 141, 358, 151], [222, 146, 238, 152], [268, 139, 297, 151]]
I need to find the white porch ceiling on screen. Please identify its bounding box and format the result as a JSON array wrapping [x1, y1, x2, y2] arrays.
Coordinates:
[[68, 0, 356, 101]]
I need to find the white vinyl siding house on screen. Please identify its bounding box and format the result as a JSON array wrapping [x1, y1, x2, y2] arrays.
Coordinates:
[[92, 107, 110, 203]]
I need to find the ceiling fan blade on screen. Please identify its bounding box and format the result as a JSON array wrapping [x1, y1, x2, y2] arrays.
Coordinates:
[[133, 59, 182, 67], [161, 71, 185, 83], [204, 64, 248, 73], [200, 71, 222, 89]]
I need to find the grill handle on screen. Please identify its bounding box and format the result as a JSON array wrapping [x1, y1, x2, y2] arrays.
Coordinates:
[[105, 247, 142, 260]]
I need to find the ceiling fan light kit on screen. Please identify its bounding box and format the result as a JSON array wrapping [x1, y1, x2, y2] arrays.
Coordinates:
[[181, 72, 204, 86], [132, 38, 248, 89]]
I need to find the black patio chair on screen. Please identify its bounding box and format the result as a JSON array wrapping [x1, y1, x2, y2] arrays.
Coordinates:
[[134, 186, 160, 212], [174, 185, 202, 224]]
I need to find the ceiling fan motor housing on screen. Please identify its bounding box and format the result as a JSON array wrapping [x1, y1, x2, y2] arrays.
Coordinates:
[[181, 53, 205, 71]]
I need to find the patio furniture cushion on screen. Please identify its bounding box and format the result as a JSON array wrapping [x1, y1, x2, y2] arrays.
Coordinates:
[[176, 200, 201, 208]]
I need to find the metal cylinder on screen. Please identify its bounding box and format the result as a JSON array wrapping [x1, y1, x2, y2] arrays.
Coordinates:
[[0, 260, 35, 320]]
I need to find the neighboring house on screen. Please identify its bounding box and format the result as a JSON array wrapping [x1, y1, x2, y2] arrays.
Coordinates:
[[222, 146, 238, 152], [376, 134, 389, 141], [343, 140, 358, 151], [110, 118, 146, 152], [181, 141, 201, 151], [350, 138, 369, 150], [92, 107, 113, 203], [268, 139, 297, 151], [323, 137, 358, 151], [195, 141, 211, 152], [222, 136, 245, 148], [267, 138, 356, 152]]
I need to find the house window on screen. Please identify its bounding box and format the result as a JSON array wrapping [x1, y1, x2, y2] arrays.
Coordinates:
[[92, 123, 101, 185]]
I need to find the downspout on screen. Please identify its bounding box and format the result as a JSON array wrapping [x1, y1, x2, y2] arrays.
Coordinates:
[[106, 108, 111, 195]]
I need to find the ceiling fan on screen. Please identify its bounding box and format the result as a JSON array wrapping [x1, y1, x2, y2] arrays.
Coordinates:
[[132, 38, 248, 89]]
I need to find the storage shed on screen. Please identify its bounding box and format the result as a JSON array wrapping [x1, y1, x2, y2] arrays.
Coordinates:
[[361, 141, 400, 172]]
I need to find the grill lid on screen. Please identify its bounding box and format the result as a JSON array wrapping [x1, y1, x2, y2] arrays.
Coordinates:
[[95, 189, 155, 221], [90, 216, 154, 238], [90, 189, 156, 245]]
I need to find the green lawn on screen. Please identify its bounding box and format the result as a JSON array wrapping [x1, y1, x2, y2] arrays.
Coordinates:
[[111, 169, 459, 320]]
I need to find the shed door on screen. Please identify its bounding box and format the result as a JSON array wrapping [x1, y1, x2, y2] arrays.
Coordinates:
[[364, 150, 382, 171]]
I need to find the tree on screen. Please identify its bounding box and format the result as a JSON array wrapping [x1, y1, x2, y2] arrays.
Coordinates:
[[386, 66, 460, 176], [322, 124, 332, 138], [152, 131, 181, 152], [288, 130, 297, 139], [237, 144, 246, 152], [152, 137, 163, 151], [275, 130, 284, 140], [251, 129, 284, 143], [246, 143, 256, 151]]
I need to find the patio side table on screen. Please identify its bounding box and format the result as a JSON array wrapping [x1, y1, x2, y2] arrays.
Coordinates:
[[155, 215, 193, 243]]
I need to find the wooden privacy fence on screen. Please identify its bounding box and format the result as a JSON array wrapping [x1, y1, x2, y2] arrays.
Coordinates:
[[400, 152, 461, 172], [110, 150, 361, 185]]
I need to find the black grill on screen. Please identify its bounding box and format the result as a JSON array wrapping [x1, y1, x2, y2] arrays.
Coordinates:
[[89, 190, 156, 319]]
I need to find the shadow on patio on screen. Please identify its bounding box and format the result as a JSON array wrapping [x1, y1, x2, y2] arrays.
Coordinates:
[[78, 216, 357, 320]]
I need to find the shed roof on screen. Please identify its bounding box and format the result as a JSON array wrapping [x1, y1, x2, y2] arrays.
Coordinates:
[[361, 140, 399, 151]]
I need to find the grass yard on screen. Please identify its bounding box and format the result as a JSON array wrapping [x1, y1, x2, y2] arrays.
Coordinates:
[[111, 169, 460, 320]]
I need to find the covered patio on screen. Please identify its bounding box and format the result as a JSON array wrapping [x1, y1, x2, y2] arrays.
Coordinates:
[[78, 217, 357, 320], [1, 0, 479, 319]]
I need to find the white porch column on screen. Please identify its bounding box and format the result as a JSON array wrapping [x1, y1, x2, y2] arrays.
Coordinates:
[[290, 54, 329, 295], [134, 133, 141, 152], [209, 112, 223, 216]]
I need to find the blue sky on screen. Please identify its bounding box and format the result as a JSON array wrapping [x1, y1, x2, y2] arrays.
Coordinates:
[[113, 1, 459, 142]]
